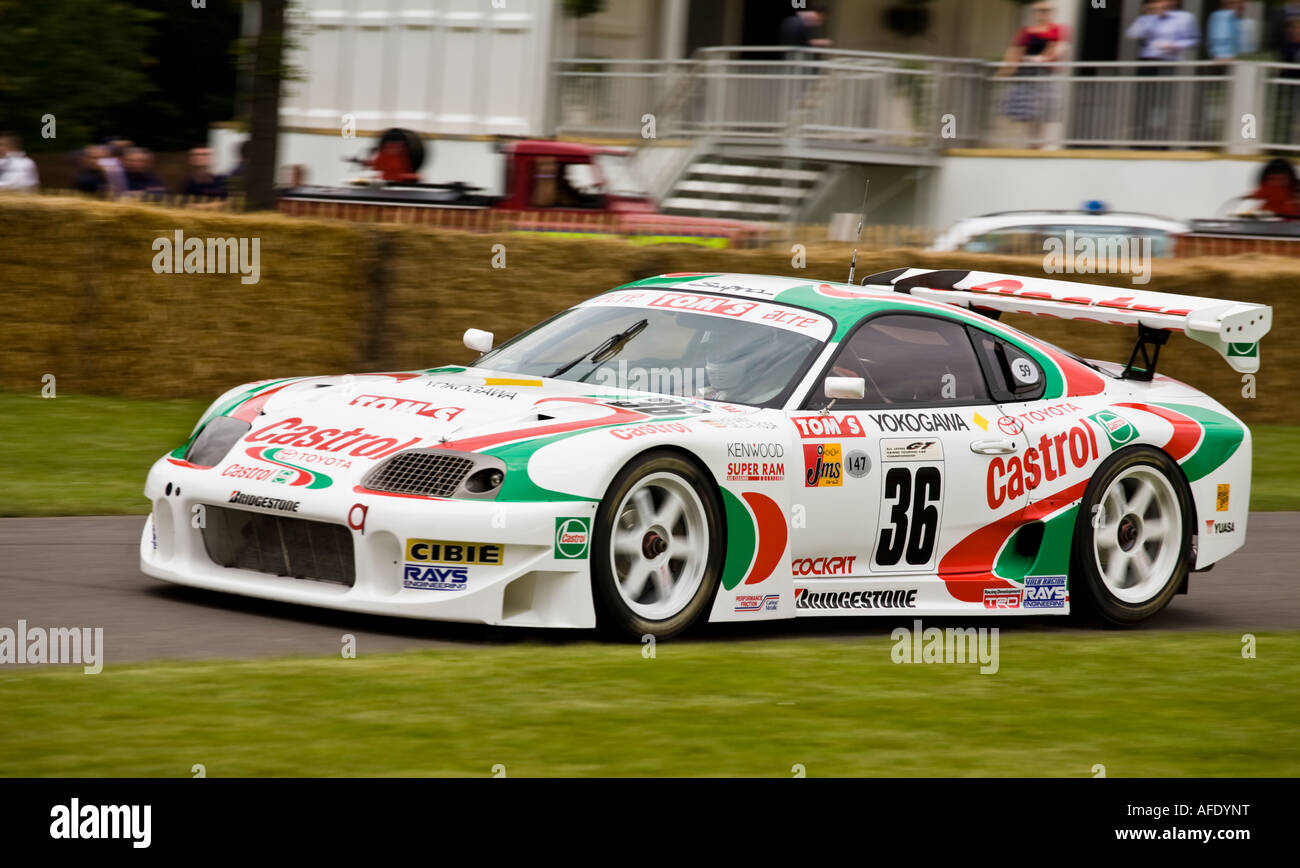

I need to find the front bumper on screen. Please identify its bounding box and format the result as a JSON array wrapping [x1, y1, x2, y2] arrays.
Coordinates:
[[140, 457, 598, 628]]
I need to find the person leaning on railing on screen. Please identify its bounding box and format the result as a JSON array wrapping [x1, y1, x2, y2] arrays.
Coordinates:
[[1243, 158, 1300, 219], [995, 1, 1069, 149]]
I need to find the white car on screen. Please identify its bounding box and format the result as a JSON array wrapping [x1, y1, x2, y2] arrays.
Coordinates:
[[141, 269, 1269, 638], [930, 211, 1188, 257]]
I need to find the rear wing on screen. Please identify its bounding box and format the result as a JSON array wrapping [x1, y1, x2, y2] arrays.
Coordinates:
[[860, 268, 1272, 375]]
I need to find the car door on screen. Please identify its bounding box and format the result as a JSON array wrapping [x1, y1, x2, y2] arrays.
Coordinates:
[[790, 312, 1030, 581]]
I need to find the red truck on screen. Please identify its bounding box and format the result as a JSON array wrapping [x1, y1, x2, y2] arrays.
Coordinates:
[[278, 131, 763, 248]]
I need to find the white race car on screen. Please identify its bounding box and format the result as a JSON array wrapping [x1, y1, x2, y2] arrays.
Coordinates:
[[142, 269, 1271, 638]]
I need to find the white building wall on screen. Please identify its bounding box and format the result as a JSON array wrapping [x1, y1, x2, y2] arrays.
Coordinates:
[[281, 0, 555, 137], [929, 155, 1262, 230]]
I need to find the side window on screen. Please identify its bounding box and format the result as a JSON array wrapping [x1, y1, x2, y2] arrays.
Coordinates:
[[968, 327, 1046, 403], [816, 314, 990, 408]]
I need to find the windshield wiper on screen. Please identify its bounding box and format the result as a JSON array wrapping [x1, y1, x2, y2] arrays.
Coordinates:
[[547, 319, 648, 379]]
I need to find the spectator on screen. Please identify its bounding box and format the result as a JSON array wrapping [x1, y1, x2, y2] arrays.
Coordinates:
[[225, 140, 249, 196], [1127, 1, 1200, 146], [1207, 0, 1253, 61], [70, 146, 109, 195], [1279, 16, 1300, 145], [996, 2, 1069, 148], [179, 146, 228, 200], [1265, 0, 1300, 58], [1127, 0, 1199, 61], [0, 134, 40, 192], [122, 147, 166, 200], [779, 4, 831, 50], [1244, 157, 1300, 218], [97, 138, 129, 198]]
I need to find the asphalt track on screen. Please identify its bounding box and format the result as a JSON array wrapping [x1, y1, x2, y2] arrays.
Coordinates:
[[1, 513, 1297, 663]]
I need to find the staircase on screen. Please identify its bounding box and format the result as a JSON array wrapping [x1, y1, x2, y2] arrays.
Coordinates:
[[660, 156, 844, 223]]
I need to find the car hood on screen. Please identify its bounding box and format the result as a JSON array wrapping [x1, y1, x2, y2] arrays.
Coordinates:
[[222, 367, 740, 484]]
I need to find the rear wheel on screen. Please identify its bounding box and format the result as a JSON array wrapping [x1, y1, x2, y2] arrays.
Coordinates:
[[1071, 446, 1193, 625], [590, 451, 723, 639]]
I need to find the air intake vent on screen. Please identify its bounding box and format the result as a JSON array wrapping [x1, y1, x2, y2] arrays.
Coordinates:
[[201, 506, 355, 586], [361, 449, 475, 498]]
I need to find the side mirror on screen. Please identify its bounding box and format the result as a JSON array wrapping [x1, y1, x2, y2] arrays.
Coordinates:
[[824, 376, 865, 401], [463, 328, 494, 354]]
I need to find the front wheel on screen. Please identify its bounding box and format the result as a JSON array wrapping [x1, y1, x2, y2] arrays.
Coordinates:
[[590, 451, 724, 639], [1070, 446, 1193, 625]]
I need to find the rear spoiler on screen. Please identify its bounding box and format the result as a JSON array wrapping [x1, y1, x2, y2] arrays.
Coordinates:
[[860, 268, 1272, 375]]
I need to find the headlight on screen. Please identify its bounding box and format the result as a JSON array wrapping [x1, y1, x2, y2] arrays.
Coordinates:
[[185, 416, 252, 467]]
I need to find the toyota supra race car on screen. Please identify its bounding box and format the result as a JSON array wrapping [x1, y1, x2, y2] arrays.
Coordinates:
[[141, 268, 1272, 638]]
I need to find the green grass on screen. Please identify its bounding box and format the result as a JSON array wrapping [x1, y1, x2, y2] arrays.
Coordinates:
[[1, 632, 1295, 777], [0, 392, 206, 516], [0, 392, 1298, 514], [1252, 426, 1300, 511]]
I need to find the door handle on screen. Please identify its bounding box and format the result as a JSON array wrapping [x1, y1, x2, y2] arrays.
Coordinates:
[[970, 439, 1018, 455]]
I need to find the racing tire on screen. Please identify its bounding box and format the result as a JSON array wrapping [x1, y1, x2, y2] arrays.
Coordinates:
[[591, 451, 725, 640], [1069, 445, 1194, 625]]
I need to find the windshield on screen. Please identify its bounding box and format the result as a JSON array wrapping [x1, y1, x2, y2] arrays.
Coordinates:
[[475, 294, 832, 407]]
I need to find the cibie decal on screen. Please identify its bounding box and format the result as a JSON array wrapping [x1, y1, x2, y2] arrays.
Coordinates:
[[803, 443, 843, 487], [555, 518, 591, 560], [406, 540, 503, 565], [1088, 410, 1138, 448], [239, 447, 333, 489]]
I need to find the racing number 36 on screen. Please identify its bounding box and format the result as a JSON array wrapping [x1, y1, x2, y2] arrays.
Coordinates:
[[875, 466, 941, 567]]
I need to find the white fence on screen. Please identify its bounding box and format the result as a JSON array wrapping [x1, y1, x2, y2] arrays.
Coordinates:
[[555, 47, 1300, 155]]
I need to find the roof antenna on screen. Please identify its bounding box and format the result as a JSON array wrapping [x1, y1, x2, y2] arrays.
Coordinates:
[[846, 179, 870, 285]]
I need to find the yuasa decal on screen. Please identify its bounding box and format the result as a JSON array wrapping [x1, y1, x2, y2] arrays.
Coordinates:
[[986, 422, 1100, 509], [348, 394, 465, 420], [803, 443, 843, 487], [792, 415, 865, 439], [1204, 519, 1236, 535], [246, 418, 423, 460]]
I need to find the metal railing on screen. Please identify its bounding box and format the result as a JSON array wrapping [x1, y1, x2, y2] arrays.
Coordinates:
[[554, 48, 1300, 155]]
